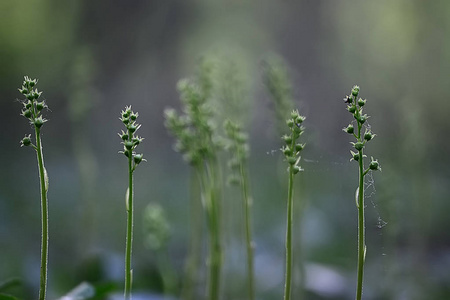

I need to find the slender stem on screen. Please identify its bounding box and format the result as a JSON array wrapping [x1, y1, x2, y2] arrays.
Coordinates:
[[181, 168, 203, 300], [206, 159, 221, 300], [125, 156, 134, 300], [35, 127, 48, 300], [284, 164, 294, 300], [239, 164, 254, 300], [198, 159, 222, 300], [356, 121, 365, 300]]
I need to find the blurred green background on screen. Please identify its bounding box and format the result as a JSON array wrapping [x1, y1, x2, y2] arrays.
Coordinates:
[[1, 1, 450, 299]]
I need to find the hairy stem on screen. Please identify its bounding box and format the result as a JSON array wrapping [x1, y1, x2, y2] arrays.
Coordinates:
[[284, 164, 294, 300], [239, 164, 254, 300], [35, 127, 48, 300], [125, 156, 134, 300]]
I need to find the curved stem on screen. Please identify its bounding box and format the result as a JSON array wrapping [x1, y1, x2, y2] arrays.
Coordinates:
[[284, 164, 294, 300], [239, 164, 254, 300], [35, 127, 48, 300], [125, 156, 134, 300]]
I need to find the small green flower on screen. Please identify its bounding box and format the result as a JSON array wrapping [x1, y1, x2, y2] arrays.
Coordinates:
[[20, 134, 32, 147]]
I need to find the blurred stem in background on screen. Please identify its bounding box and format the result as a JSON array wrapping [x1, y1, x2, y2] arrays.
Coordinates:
[[143, 203, 177, 296], [181, 169, 204, 300], [165, 59, 223, 300], [224, 120, 254, 300], [68, 47, 99, 254]]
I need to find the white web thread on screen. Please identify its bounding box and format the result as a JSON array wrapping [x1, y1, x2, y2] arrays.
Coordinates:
[[363, 121, 387, 230]]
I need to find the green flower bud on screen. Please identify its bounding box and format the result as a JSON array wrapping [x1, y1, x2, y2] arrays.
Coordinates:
[[128, 123, 139, 133], [34, 116, 46, 128], [22, 109, 32, 119], [124, 141, 134, 150], [369, 158, 379, 171], [296, 115, 305, 124], [293, 165, 302, 174], [20, 135, 32, 147], [291, 110, 299, 119], [33, 90, 42, 100], [282, 135, 292, 144], [354, 142, 364, 151], [130, 112, 138, 121], [121, 117, 130, 125], [283, 146, 292, 157], [358, 115, 367, 124], [351, 85, 360, 97], [36, 101, 45, 111], [343, 95, 352, 104], [286, 119, 294, 128], [123, 150, 130, 158], [295, 143, 304, 152], [364, 131, 374, 141], [134, 153, 145, 165], [348, 105, 357, 113], [358, 98, 366, 107], [19, 87, 29, 95], [288, 156, 297, 165], [25, 101, 32, 109], [343, 124, 354, 134], [26, 93, 34, 101]]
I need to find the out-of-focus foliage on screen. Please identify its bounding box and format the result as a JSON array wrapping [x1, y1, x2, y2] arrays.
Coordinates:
[[1, 1, 450, 299]]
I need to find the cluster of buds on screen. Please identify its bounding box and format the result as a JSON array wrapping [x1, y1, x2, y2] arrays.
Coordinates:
[[119, 106, 145, 170], [164, 78, 219, 166], [224, 120, 249, 185], [343, 85, 380, 172], [282, 110, 305, 175], [18, 76, 48, 148]]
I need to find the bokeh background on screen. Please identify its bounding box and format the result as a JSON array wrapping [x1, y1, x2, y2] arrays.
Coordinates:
[[1, 1, 450, 299]]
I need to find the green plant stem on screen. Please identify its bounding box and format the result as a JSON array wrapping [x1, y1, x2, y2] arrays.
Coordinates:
[[356, 124, 365, 300], [35, 127, 48, 300], [182, 169, 203, 300], [239, 164, 254, 300], [201, 160, 222, 300], [125, 156, 134, 300], [284, 164, 294, 300]]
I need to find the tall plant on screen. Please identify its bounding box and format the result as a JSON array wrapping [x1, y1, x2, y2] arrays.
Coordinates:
[[18, 76, 50, 300], [165, 63, 223, 300], [342, 85, 380, 300], [118, 106, 146, 300], [281, 110, 305, 300]]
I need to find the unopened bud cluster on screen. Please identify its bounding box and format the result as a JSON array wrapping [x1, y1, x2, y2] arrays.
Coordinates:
[[119, 106, 145, 169], [282, 110, 305, 175], [224, 120, 249, 185], [343, 86, 380, 172], [18, 76, 48, 148], [164, 78, 219, 166]]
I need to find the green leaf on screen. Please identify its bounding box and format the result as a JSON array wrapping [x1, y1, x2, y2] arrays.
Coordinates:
[[0, 278, 21, 293], [0, 293, 19, 300]]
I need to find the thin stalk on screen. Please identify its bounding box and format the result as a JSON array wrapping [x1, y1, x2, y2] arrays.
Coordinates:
[[35, 127, 48, 300], [200, 159, 222, 300], [239, 164, 254, 300], [284, 164, 294, 300], [181, 168, 203, 300], [356, 123, 365, 300], [125, 155, 134, 300]]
